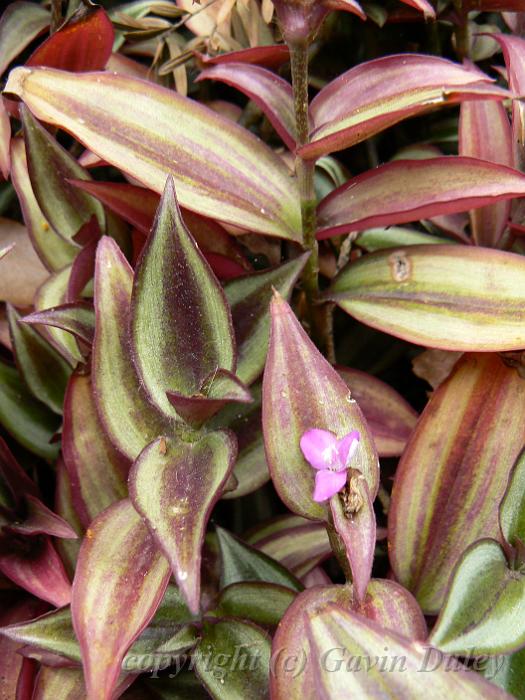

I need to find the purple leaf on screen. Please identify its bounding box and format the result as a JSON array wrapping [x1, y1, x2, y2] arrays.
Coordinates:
[[262, 292, 379, 521], [129, 431, 237, 613], [389, 353, 525, 612], [62, 372, 129, 528], [71, 499, 170, 700], [0, 537, 71, 607], [93, 237, 171, 460], [6, 494, 78, 539], [10, 137, 77, 272], [337, 366, 417, 458], [197, 62, 297, 150], [459, 100, 513, 247], [131, 177, 236, 420], [317, 157, 525, 239], [21, 302, 95, 348], [25, 5, 114, 72], [303, 54, 509, 159], [166, 369, 252, 427]]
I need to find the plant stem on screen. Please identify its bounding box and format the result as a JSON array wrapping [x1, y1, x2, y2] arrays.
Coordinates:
[[289, 42, 322, 338], [50, 0, 63, 32], [326, 521, 353, 583]]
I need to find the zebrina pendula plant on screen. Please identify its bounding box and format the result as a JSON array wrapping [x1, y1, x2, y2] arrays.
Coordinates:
[[2, 0, 525, 697]]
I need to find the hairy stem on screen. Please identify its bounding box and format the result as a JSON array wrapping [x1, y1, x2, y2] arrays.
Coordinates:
[[290, 43, 323, 339]]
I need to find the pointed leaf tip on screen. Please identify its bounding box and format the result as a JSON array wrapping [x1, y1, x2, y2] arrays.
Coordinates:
[[132, 179, 236, 420], [263, 296, 379, 521], [129, 432, 237, 614]]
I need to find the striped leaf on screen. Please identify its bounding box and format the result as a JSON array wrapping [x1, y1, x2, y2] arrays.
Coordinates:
[[316, 157, 525, 239], [327, 245, 525, 351], [7, 304, 71, 414], [337, 367, 417, 457], [71, 499, 170, 700], [270, 581, 427, 699], [304, 604, 511, 698], [129, 432, 237, 613], [10, 137, 77, 272], [22, 302, 95, 348], [429, 539, 525, 656], [262, 293, 379, 521], [0, 1, 49, 78], [301, 55, 509, 159], [62, 373, 129, 527], [93, 237, 171, 460], [21, 106, 105, 242], [4, 67, 302, 240], [131, 178, 236, 420], [247, 514, 330, 579], [197, 62, 297, 150], [459, 101, 513, 247], [389, 353, 525, 612]]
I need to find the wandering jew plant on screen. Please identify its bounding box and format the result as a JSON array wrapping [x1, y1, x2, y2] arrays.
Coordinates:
[[1, 0, 525, 697]]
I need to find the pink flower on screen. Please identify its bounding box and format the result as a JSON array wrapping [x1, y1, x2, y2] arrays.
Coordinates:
[[300, 428, 360, 502]]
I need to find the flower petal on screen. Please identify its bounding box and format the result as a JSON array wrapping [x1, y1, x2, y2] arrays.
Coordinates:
[[300, 429, 339, 470], [337, 430, 360, 470], [313, 469, 348, 502]]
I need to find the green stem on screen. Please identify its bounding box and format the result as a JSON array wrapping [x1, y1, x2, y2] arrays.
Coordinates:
[[289, 42, 321, 337]]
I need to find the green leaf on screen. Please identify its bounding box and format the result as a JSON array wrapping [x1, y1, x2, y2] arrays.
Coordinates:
[[0, 358, 60, 460], [7, 304, 71, 414], [93, 237, 172, 460], [389, 353, 525, 613], [500, 448, 525, 549], [429, 539, 525, 655], [270, 581, 427, 699], [5, 67, 302, 241], [10, 137, 78, 272], [216, 526, 303, 592], [0, 1, 49, 77], [262, 293, 379, 521], [482, 647, 525, 699], [21, 106, 105, 241], [62, 372, 129, 527], [129, 432, 237, 614], [356, 226, 453, 252], [1, 584, 196, 670], [131, 178, 236, 420], [71, 499, 171, 700], [327, 245, 525, 351], [194, 619, 271, 700], [209, 582, 295, 627], [302, 604, 511, 699], [34, 265, 84, 367], [225, 254, 309, 386]]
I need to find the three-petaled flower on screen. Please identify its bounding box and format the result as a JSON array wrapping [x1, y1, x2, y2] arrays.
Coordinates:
[[300, 428, 360, 502]]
